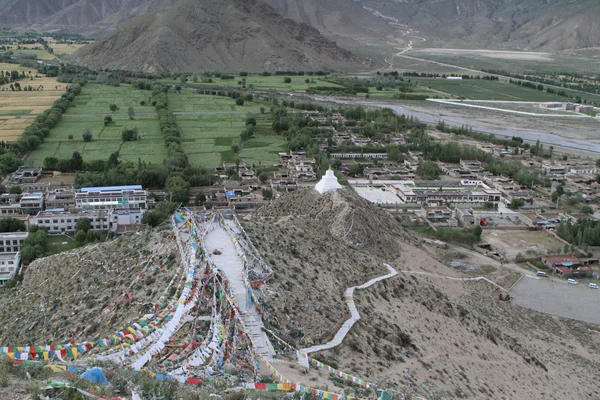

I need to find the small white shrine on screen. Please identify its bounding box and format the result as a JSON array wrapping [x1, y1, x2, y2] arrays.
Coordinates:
[[315, 167, 342, 194]]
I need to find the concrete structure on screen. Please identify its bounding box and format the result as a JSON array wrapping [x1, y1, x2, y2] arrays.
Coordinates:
[[575, 105, 594, 113], [32, 207, 145, 233], [0, 231, 29, 253], [315, 169, 342, 194], [330, 153, 388, 159], [393, 183, 501, 205], [10, 167, 42, 184], [0, 253, 20, 287], [19, 193, 44, 215], [76, 185, 147, 210], [45, 190, 76, 209], [421, 206, 458, 227], [32, 209, 110, 234]]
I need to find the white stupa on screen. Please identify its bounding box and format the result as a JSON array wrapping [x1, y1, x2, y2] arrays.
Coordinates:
[[315, 167, 342, 194]]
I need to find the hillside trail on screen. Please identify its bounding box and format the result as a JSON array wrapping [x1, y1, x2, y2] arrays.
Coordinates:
[[298, 264, 509, 358], [300, 263, 399, 355], [204, 220, 276, 360]]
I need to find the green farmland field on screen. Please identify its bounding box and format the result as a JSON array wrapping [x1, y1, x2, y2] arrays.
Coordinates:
[[25, 84, 167, 167], [412, 78, 576, 101], [25, 85, 289, 168], [170, 75, 341, 92]]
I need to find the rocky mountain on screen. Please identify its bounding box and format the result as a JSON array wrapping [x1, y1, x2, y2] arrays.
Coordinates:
[[69, 0, 374, 72], [356, 0, 600, 50], [260, 0, 394, 45], [0, 0, 178, 36]]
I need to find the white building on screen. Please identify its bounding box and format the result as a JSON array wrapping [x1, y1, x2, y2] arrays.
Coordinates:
[[75, 185, 147, 210], [19, 193, 45, 215], [0, 253, 20, 287], [330, 153, 388, 159], [32, 209, 111, 234], [109, 209, 144, 230], [0, 231, 29, 253], [32, 208, 144, 234]]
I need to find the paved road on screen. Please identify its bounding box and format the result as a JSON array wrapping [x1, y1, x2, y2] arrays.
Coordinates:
[[511, 276, 600, 324]]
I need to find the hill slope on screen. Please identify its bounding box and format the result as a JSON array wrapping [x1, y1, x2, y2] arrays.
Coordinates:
[[260, 0, 394, 45], [70, 0, 373, 72], [357, 0, 600, 50], [242, 188, 600, 399]]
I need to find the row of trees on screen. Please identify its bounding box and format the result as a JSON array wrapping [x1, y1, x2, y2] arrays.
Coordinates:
[[12, 80, 86, 153]]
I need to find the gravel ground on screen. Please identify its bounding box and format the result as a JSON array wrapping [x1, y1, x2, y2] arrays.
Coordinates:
[[511, 276, 600, 324]]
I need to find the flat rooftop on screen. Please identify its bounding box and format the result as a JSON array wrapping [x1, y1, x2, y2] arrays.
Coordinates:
[[80, 185, 143, 193]]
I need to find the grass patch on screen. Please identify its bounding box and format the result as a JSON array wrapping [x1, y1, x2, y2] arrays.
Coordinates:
[[214, 137, 232, 146], [46, 235, 80, 255], [412, 78, 571, 101]]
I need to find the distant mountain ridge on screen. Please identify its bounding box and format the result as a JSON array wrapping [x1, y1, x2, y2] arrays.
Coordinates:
[[0, 0, 178, 36], [356, 0, 600, 50], [69, 0, 375, 72]]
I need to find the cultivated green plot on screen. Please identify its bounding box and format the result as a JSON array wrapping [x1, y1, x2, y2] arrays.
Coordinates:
[[173, 98, 286, 167], [25, 84, 168, 167], [169, 89, 263, 113], [239, 137, 288, 165], [169, 75, 341, 92], [412, 78, 573, 101], [66, 84, 154, 115]]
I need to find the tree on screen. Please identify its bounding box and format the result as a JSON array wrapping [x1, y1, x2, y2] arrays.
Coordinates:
[[128, 107, 135, 120], [260, 107, 265, 114], [305, 78, 310, 84], [108, 152, 119, 168], [109, 104, 118, 112], [259, 172, 268, 183], [417, 160, 440, 180], [0, 218, 26, 233], [9, 185, 21, 194], [509, 199, 525, 210], [235, 98, 244, 106], [71, 152, 84, 171], [75, 230, 87, 245], [140, 100, 146, 106], [194, 193, 206, 206], [121, 127, 139, 141], [262, 188, 273, 199], [283, 77, 292, 84], [166, 175, 191, 204], [580, 205, 594, 215], [245, 116, 257, 126], [82, 128, 93, 142], [76, 218, 92, 232], [104, 116, 112, 126], [231, 144, 240, 154]]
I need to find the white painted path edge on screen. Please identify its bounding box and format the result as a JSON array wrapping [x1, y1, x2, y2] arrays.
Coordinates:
[[299, 267, 509, 358], [301, 264, 398, 355]]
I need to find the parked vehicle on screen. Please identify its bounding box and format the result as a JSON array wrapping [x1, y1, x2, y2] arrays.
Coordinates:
[[536, 271, 548, 277], [568, 278, 578, 285], [589, 283, 598, 289]]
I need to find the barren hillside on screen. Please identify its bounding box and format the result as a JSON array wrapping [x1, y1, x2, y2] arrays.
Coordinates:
[[69, 0, 374, 72], [0, 230, 182, 345], [261, 0, 395, 45], [357, 0, 600, 50], [243, 187, 600, 399]]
